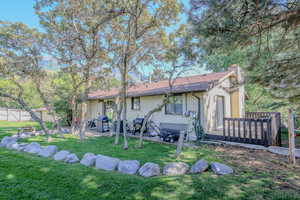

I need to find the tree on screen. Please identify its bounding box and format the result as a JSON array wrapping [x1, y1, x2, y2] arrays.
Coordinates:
[[35, 0, 126, 140], [0, 22, 50, 139], [138, 26, 192, 148], [188, 0, 300, 104], [106, 0, 182, 149]]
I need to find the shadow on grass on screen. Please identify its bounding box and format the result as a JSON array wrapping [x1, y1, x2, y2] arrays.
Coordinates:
[[20, 134, 221, 167], [1, 148, 299, 200]]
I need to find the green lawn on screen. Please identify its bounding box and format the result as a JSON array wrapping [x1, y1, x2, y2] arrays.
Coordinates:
[[0, 121, 53, 138], [0, 121, 300, 200]]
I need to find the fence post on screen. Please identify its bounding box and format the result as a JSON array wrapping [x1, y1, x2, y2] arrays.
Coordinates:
[[288, 109, 296, 165]]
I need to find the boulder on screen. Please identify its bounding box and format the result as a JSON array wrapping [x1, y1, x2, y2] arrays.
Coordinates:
[[95, 155, 120, 171], [53, 150, 70, 161], [61, 128, 70, 134], [163, 162, 189, 176], [211, 162, 233, 175], [16, 143, 29, 151], [190, 159, 209, 174], [65, 153, 80, 164], [118, 160, 140, 175], [80, 153, 97, 167], [38, 145, 57, 158], [20, 133, 30, 138], [138, 162, 160, 177], [7, 142, 19, 150], [49, 129, 60, 135], [24, 142, 41, 154], [36, 130, 45, 135], [1, 136, 17, 147]]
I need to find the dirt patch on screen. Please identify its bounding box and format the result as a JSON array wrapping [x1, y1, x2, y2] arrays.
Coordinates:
[[212, 145, 300, 191]]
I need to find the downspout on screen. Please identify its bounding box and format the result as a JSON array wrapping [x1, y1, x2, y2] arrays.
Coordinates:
[[191, 93, 201, 120]]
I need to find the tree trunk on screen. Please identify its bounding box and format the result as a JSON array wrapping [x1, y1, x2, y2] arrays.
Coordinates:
[[114, 101, 123, 145], [79, 78, 92, 141], [176, 131, 185, 157], [121, 61, 128, 150], [70, 95, 77, 135], [19, 99, 50, 141], [122, 100, 128, 150], [34, 80, 64, 137], [35, 82, 63, 137], [138, 97, 168, 148], [79, 101, 88, 140], [0, 92, 50, 140], [288, 109, 296, 165]]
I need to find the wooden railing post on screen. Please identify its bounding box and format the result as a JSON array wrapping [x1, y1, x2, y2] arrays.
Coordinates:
[[288, 109, 296, 165]]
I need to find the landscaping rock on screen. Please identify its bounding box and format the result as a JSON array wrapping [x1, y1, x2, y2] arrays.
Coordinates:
[[211, 162, 233, 175], [53, 150, 70, 161], [1, 136, 17, 147], [38, 145, 57, 158], [24, 142, 41, 154], [20, 133, 30, 138], [7, 142, 19, 150], [80, 153, 97, 167], [61, 128, 70, 134], [36, 130, 45, 135], [49, 129, 60, 135], [163, 162, 189, 176], [95, 155, 120, 171], [65, 153, 80, 164], [118, 160, 140, 175], [16, 143, 28, 151], [138, 162, 160, 177], [190, 159, 209, 174]]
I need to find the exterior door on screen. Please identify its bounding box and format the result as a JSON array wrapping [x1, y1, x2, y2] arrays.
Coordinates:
[[231, 90, 240, 118], [216, 96, 224, 129]]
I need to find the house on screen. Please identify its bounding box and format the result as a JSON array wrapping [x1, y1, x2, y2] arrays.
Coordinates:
[[87, 66, 245, 140]]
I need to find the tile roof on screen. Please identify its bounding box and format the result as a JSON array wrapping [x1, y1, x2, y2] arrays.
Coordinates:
[[88, 71, 230, 100]]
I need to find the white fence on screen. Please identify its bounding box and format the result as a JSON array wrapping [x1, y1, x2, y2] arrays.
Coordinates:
[[0, 107, 33, 121]]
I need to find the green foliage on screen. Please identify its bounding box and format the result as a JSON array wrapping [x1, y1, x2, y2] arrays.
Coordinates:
[[0, 79, 43, 109], [188, 0, 300, 104]]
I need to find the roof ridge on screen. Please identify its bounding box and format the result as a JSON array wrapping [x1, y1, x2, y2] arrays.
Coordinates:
[[88, 71, 230, 99]]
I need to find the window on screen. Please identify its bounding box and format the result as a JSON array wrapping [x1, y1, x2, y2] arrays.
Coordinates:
[[165, 94, 183, 115], [131, 97, 140, 110], [216, 96, 225, 129]]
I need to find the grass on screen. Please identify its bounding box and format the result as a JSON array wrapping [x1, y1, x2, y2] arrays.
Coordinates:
[[0, 121, 53, 138], [1, 121, 300, 200]]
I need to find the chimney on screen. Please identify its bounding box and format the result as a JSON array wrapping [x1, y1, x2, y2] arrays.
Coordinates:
[[228, 64, 238, 73]]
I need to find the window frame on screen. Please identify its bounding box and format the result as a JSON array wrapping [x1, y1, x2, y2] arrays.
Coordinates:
[[215, 95, 225, 129], [131, 96, 141, 111], [165, 94, 183, 115]]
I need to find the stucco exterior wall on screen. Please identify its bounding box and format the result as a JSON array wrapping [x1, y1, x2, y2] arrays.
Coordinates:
[[203, 78, 232, 132], [86, 67, 245, 140], [87, 99, 103, 120]]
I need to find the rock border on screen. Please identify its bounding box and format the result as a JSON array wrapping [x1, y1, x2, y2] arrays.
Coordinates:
[[1, 135, 234, 177]]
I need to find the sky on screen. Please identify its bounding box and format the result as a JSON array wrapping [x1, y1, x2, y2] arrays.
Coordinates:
[[0, 0, 190, 29], [0, 0, 40, 28], [0, 0, 208, 75]]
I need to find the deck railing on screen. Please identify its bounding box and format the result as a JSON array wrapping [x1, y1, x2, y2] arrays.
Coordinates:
[[223, 117, 272, 146], [246, 112, 281, 145]]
